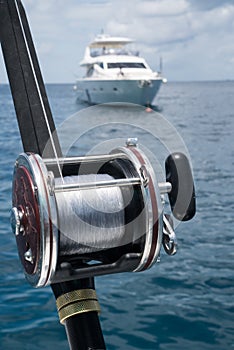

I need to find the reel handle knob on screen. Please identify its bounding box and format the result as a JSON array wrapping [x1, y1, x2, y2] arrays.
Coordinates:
[[165, 152, 196, 221]]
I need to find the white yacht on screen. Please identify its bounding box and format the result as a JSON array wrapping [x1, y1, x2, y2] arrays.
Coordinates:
[[75, 34, 166, 105]]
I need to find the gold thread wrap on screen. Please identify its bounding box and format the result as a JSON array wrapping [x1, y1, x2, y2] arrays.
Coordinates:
[[55, 289, 101, 325], [58, 299, 101, 324], [56, 288, 98, 311]]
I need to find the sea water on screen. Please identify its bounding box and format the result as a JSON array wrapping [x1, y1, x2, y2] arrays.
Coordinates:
[[0, 81, 233, 349]]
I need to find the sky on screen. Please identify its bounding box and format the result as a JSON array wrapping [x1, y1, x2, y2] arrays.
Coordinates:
[[0, 0, 234, 83]]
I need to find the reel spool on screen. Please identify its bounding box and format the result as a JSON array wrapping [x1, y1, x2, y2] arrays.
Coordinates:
[[10, 139, 195, 288]]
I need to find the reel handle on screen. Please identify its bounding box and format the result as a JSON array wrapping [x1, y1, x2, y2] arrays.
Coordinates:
[[165, 152, 196, 221]]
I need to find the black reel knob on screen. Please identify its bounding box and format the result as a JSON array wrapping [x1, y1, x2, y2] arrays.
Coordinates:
[[165, 152, 196, 221]]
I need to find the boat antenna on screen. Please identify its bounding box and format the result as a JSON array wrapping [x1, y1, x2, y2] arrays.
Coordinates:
[[159, 55, 163, 74]]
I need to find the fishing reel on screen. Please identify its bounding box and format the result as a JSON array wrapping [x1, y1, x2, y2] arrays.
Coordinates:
[[11, 138, 195, 288]]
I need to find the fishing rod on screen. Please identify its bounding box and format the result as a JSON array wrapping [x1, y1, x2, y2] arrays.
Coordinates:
[[0, 1, 105, 349], [0, 1, 196, 349]]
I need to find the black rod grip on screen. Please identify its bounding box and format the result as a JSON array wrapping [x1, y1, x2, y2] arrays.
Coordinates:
[[64, 312, 106, 350], [52, 279, 106, 350]]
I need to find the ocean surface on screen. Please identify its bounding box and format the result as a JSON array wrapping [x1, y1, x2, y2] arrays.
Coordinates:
[[0, 81, 234, 349]]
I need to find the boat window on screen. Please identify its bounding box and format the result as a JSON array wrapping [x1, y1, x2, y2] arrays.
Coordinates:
[[107, 62, 146, 69], [97, 62, 104, 69]]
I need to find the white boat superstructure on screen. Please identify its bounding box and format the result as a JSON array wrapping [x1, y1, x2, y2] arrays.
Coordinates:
[[75, 34, 166, 105]]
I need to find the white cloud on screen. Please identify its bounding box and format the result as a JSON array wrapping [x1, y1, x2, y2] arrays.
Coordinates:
[[136, 0, 189, 17]]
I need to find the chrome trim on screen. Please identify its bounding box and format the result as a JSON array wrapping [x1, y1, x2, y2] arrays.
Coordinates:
[[54, 177, 141, 192], [15, 153, 58, 287], [111, 146, 163, 271], [43, 153, 127, 166]]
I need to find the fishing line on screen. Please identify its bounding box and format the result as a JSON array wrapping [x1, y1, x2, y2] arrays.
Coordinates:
[[14, 0, 63, 181], [55, 174, 126, 255]]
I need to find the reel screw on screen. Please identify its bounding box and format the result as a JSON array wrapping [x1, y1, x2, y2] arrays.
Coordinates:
[[24, 248, 34, 264], [126, 138, 138, 147], [10, 207, 24, 236]]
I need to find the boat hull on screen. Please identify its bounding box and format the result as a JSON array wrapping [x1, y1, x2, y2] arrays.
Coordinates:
[[75, 78, 163, 105]]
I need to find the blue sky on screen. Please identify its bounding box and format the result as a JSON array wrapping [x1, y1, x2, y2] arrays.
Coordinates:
[[0, 0, 234, 83]]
